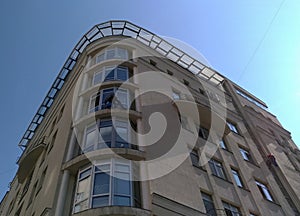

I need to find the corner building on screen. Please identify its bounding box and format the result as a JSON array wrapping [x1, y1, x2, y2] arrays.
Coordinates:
[[1, 21, 300, 216]]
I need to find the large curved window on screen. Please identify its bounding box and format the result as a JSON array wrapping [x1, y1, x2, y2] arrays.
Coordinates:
[[88, 87, 129, 113], [96, 47, 128, 64], [93, 66, 129, 85], [73, 159, 141, 213], [83, 118, 137, 152]]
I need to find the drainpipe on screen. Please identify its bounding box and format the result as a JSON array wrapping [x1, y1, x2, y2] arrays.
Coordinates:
[[54, 130, 76, 216]]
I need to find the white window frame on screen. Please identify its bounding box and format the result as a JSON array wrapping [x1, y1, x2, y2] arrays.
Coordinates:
[[92, 66, 129, 85], [73, 159, 136, 213], [96, 47, 129, 64], [88, 87, 129, 114], [83, 118, 132, 151]]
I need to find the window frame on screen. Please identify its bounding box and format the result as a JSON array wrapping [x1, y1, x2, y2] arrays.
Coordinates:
[[226, 121, 239, 134], [231, 168, 244, 188], [93, 66, 129, 85], [219, 139, 227, 150], [95, 47, 129, 64], [209, 159, 226, 180], [239, 147, 253, 162], [222, 201, 241, 216], [255, 180, 274, 202], [88, 87, 130, 113], [73, 159, 139, 213], [190, 149, 200, 167], [201, 192, 217, 216], [82, 118, 133, 152]]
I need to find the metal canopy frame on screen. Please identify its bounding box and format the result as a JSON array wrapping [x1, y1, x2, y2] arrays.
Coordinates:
[[19, 20, 224, 149]]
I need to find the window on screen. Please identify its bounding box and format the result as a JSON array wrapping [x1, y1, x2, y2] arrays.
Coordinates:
[[93, 66, 129, 85], [219, 139, 227, 150], [180, 116, 191, 131], [227, 122, 239, 134], [255, 180, 274, 202], [209, 159, 226, 179], [36, 167, 47, 194], [83, 119, 135, 152], [231, 169, 243, 188], [96, 47, 128, 64], [190, 149, 199, 167], [89, 87, 129, 113], [201, 192, 217, 216], [199, 126, 209, 140], [48, 130, 57, 153], [239, 147, 252, 162], [172, 90, 180, 100], [73, 159, 141, 213], [149, 59, 157, 66], [222, 201, 241, 216], [27, 181, 37, 206]]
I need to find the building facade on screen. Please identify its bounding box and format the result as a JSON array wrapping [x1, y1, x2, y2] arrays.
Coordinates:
[[1, 21, 299, 216]]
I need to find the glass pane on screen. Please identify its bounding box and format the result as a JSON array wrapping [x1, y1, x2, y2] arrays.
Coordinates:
[[115, 90, 128, 109], [96, 53, 105, 63], [117, 48, 128, 59], [116, 67, 128, 80], [114, 173, 130, 195], [106, 49, 115, 59], [115, 164, 130, 172], [99, 126, 112, 147], [79, 168, 91, 179], [93, 173, 110, 195], [92, 196, 109, 208], [93, 71, 103, 85], [116, 127, 128, 142], [101, 89, 114, 109], [76, 176, 91, 202], [95, 164, 110, 172], [74, 199, 89, 213], [85, 128, 97, 149], [113, 195, 130, 206]]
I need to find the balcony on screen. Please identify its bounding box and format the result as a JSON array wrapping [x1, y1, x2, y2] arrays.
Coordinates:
[[17, 136, 48, 183]]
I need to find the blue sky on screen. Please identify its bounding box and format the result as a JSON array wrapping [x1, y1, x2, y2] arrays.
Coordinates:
[[0, 0, 299, 200]]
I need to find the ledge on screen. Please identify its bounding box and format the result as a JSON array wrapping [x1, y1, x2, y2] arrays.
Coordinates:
[[73, 206, 151, 216], [74, 109, 142, 129], [17, 141, 47, 183], [63, 148, 146, 174], [80, 80, 139, 98]]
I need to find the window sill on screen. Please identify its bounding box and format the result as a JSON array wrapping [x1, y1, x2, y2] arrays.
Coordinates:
[[237, 186, 250, 192], [192, 164, 206, 172], [72, 206, 151, 216], [221, 148, 233, 154], [211, 174, 233, 184], [245, 160, 260, 168]]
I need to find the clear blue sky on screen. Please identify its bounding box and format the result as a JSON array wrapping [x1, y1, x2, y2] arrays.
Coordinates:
[[0, 0, 299, 201]]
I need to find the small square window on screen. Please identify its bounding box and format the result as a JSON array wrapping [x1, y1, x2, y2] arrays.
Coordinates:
[[149, 59, 157, 66], [201, 192, 217, 216], [255, 180, 274, 202], [231, 169, 243, 188], [199, 126, 209, 140], [222, 201, 241, 216], [219, 139, 227, 150], [183, 79, 189, 86], [172, 90, 180, 100], [227, 122, 239, 134], [209, 159, 226, 180], [167, 70, 173, 75], [190, 149, 199, 167], [239, 147, 253, 162]]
